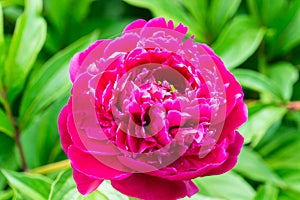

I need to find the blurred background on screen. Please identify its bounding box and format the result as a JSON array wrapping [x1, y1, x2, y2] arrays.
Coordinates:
[[0, 0, 300, 199]]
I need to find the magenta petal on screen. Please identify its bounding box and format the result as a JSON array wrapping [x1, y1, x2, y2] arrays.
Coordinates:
[[68, 145, 130, 180], [58, 106, 73, 153], [73, 169, 103, 195], [70, 40, 104, 82], [123, 19, 147, 34], [205, 132, 244, 176], [111, 174, 198, 200]]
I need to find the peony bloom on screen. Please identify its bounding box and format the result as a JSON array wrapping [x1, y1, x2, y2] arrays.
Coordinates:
[[58, 17, 247, 200]]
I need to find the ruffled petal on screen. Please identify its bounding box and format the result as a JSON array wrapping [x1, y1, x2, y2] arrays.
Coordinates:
[[73, 169, 103, 195], [204, 132, 244, 176], [58, 105, 73, 153], [111, 173, 198, 200]]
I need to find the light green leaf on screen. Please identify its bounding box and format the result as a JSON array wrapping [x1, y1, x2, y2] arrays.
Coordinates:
[[239, 106, 287, 145], [212, 15, 264, 69], [1, 169, 52, 200], [4, 0, 46, 102], [0, 190, 13, 200], [98, 180, 129, 200], [49, 169, 112, 200], [268, 62, 299, 101], [194, 171, 255, 200], [182, 193, 223, 200], [208, 0, 241, 39], [254, 183, 279, 200], [266, 133, 300, 170], [0, 109, 14, 137], [48, 169, 80, 200], [234, 147, 285, 187], [19, 31, 99, 129], [232, 69, 284, 101]]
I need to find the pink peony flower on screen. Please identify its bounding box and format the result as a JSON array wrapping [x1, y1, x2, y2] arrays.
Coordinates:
[[58, 17, 247, 200]]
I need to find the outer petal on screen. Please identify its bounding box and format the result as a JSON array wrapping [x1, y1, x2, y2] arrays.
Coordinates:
[[123, 19, 147, 34], [68, 145, 130, 180], [111, 174, 198, 200], [73, 169, 103, 195], [70, 40, 108, 82], [58, 105, 73, 153], [204, 132, 244, 176]]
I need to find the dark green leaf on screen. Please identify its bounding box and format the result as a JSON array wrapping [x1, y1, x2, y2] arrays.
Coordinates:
[[212, 15, 264, 69], [4, 0, 46, 102], [234, 147, 285, 187], [19, 31, 99, 129], [254, 183, 279, 200], [194, 171, 255, 200], [232, 69, 284, 100], [239, 106, 287, 145], [1, 169, 52, 200]]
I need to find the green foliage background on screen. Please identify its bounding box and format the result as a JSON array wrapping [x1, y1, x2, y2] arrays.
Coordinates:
[[0, 0, 300, 199]]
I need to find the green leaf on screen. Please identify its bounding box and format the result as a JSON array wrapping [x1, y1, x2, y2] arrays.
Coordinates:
[[234, 147, 285, 187], [278, 190, 300, 200], [48, 169, 80, 200], [208, 0, 241, 39], [270, 1, 300, 55], [49, 169, 115, 200], [212, 15, 264, 69], [0, 190, 13, 200], [239, 106, 287, 145], [254, 183, 279, 200], [194, 171, 255, 200], [232, 69, 284, 101], [267, 62, 299, 101], [19, 31, 99, 129], [1, 169, 52, 200], [0, 3, 5, 67], [45, 0, 92, 32], [4, 0, 46, 102], [246, 0, 286, 27], [0, 134, 19, 189], [0, 109, 14, 137]]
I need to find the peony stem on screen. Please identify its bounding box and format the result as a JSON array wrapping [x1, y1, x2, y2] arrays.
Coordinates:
[[1, 89, 27, 171], [287, 101, 300, 111], [28, 159, 70, 174]]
